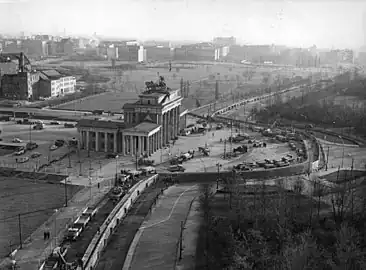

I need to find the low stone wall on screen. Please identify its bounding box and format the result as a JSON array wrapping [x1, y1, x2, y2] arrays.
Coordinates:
[[78, 174, 159, 270]]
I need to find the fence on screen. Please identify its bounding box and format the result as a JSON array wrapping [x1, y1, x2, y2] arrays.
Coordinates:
[[79, 174, 158, 270]]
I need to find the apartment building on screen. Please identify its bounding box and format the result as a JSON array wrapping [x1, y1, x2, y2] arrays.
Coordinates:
[[145, 46, 173, 62], [0, 71, 40, 100], [38, 70, 76, 98], [22, 40, 48, 58]]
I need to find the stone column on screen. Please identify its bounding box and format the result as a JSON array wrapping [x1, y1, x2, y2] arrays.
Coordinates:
[[104, 132, 108, 152], [166, 111, 169, 142], [172, 107, 176, 138], [161, 114, 165, 146], [113, 132, 117, 153], [95, 132, 99, 152], [146, 136, 150, 155], [86, 131, 90, 150], [137, 136, 141, 156], [78, 130, 82, 149], [130, 136, 133, 155], [121, 134, 125, 155], [176, 106, 180, 136]]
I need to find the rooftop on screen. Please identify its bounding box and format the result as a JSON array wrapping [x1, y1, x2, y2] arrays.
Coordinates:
[[77, 118, 126, 129], [123, 122, 161, 134]]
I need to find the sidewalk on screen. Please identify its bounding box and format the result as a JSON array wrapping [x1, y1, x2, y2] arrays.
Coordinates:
[[0, 177, 112, 270]]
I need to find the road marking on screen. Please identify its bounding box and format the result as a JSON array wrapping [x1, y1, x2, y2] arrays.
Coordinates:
[[141, 184, 197, 229]]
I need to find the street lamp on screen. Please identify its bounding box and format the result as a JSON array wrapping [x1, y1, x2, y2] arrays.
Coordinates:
[[216, 163, 222, 191], [338, 135, 345, 168], [115, 155, 119, 186], [54, 209, 58, 249]]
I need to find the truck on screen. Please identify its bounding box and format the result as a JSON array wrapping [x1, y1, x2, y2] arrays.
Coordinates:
[[109, 186, 126, 201]]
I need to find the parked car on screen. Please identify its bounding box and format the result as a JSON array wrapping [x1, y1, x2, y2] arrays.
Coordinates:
[[14, 149, 25, 156], [65, 225, 83, 241], [140, 166, 156, 175], [106, 153, 118, 159], [55, 139, 65, 147], [50, 120, 60, 125], [31, 152, 42, 158], [168, 165, 185, 172], [64, 123, 75, 128], [26, 142, 38, 150], [50, 145, 58, 151], [12, 138, 22, 143], [216, 123, 224, 130], [16, 156, 29, 163]]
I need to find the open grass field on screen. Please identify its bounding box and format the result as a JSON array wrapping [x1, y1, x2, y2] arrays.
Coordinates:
[[0, 177, 81, 258], [54, 63, 314, 113]]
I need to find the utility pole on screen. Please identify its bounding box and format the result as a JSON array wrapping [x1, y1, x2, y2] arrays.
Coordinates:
[[230, 120, 233, 154], [223, 139, 226, 159], [18, 214, 22, 249], [64, 180, 68, 207], [29, 114, 32, 144], [216, 163, 222, 191], [325, 146, 330, 171]]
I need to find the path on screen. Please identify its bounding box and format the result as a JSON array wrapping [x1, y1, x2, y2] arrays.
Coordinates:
[[175, 199, 202, 270], [0, 177, 111, 270], [124, 184, 199, 270]]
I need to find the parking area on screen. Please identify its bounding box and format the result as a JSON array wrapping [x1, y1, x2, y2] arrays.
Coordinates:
[[0, 120, 78, 172], [155, 120, 307, 173]]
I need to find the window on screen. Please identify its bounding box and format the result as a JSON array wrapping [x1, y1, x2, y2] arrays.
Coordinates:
[[147, 100, 150, 104]]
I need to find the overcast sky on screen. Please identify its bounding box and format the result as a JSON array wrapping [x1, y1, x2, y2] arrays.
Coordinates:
[[0, 0, 365, 49]]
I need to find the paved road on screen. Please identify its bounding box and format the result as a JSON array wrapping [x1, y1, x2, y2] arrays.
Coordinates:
[[124, 184, 199, 270]]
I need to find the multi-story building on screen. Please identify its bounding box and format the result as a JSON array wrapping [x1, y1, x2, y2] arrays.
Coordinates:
[[127, 45, 145, 62], [1, 71, 40, 100], [107, 46, 119, 60], [38, 70, 76, 98], [58, 38, 74, 55], [21, 40, 48, 58], [145, 46, 173, 62], [77, 78, 188, 155]]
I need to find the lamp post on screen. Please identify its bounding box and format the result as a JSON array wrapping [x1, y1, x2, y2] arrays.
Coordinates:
[[339, 135, 345, 168], [115, 155, 119, 186], [54, 209, 58, 249]]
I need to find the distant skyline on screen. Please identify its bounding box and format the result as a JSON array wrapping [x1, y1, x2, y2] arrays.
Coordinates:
[[0, 0, 365, 49]]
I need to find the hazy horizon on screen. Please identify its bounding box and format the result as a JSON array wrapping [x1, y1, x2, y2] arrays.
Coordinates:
[[1, 0, 366, 49]]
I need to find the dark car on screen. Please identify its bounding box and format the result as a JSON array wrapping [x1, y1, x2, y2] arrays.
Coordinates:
[[55, 139, 65, 147], [26, 142, 38, 150], [106, 153, 118, 159], [64, 123, 75, 128]]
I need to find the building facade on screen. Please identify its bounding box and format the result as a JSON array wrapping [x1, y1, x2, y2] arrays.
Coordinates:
[[77, 79, 188, 156], [1, 71, 39, 100], [38, 70, 76, 98], [22, 40, 48, 58]]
